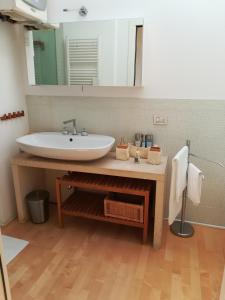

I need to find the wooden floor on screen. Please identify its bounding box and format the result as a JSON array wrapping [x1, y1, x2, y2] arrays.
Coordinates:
[[3, 209, 225, 300]]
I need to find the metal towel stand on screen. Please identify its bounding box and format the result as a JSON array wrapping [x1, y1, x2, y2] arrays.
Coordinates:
[[170, 140, 225, 238]]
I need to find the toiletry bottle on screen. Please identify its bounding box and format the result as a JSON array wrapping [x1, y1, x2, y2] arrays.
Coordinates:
[[134, 133, 141, 147], [141, 134, 145, 147], [145, 134, 153, 148]]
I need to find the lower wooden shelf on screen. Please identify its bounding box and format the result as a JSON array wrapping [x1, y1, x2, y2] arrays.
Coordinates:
[[62, 191, 144, 229], [56, 172, 151, 243]]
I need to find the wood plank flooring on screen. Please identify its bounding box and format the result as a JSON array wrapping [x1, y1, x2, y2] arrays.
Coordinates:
[[2, 210, 225, 300]]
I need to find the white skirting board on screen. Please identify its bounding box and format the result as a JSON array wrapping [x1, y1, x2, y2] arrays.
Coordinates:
[[165, 218, 225, 230], [186, 220, 225, 230], [2, 235, 29, 264]]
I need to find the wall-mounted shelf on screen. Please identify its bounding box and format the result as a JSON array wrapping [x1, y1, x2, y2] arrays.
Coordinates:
[[25, 85, 144, 98]]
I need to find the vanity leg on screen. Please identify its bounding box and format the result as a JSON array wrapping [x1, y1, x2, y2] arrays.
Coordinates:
[[153, 180, 166, 249], [143, 192, 150, 243], [56, 178, 64, 228]]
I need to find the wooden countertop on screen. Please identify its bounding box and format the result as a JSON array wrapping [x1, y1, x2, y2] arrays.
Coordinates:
[[11, 152, 168, 181]]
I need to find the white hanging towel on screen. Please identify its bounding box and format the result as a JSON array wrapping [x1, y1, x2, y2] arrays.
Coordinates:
[[168, 146, 188, 225], [187, 163, 204, 205]]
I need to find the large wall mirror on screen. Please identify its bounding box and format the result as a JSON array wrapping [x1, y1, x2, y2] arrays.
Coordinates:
[[25, 18, 144, 87]]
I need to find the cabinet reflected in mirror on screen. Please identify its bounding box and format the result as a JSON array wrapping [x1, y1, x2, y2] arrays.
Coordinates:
[[26, 18, 143, 87]]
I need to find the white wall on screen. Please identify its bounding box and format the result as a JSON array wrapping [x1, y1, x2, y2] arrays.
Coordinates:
[[143, 0, 225, 100], [44, 0, 225, 100], [0, 23, 29, 225], [47, 0, 149, 23]]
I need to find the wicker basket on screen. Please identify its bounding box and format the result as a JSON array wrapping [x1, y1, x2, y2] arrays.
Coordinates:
[[129, 144, 149, 159], [104, 193, 144, 223]]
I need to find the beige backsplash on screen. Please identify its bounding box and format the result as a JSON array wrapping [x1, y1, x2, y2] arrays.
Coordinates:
[[26, 96, 225, 227]]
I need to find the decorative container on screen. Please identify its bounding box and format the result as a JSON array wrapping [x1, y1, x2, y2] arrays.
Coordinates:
[[116, 146, 129, 160], [104, 193, 144, 223], [129, 144, 149, 159], [147, 147, 162, 165]]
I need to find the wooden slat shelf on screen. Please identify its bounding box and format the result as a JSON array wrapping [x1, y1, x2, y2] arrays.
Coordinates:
[[62, 191, 144, 229], [56, 172, 152, 243], [61, 173, 152, 196]]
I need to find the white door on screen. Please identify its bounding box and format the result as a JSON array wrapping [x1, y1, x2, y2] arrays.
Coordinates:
[[0, 257, 7, 300]]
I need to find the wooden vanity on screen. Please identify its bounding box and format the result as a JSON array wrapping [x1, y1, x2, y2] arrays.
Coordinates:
[[11, 152, 168, 249]]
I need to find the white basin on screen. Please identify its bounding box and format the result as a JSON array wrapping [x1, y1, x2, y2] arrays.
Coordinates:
[[16, 132, 115, 161]]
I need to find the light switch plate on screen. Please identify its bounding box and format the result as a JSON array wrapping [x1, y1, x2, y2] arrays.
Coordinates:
[[153, 115, 168, 125]]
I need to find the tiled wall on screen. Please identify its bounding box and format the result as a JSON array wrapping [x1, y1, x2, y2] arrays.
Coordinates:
[[27, 96, 225, 227]]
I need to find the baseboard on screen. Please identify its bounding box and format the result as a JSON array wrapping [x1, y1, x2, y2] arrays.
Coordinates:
[[0, 215, 17, 227], [164, 218, 225, 230], [185, 220, 225, 230]]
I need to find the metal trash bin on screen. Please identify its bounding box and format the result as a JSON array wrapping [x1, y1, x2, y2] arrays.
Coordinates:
[[26, 190, 49, 224]]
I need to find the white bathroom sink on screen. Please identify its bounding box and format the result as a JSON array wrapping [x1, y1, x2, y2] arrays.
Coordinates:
[[16, 132, 115, 161]]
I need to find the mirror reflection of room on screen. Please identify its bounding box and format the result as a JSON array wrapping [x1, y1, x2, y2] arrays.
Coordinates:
[[27, 18, 143, 87]]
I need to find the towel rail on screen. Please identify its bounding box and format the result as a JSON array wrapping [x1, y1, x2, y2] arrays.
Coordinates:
[[170, 140, 224, 238], [170, 140, 194, 237], [190, 153, 225, 168]]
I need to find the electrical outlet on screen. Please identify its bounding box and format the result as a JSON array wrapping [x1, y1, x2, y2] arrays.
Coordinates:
[[153, 115, 168, 125]]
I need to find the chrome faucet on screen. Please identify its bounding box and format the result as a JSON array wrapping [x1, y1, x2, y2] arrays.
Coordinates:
[[63, 119, 77, 135]]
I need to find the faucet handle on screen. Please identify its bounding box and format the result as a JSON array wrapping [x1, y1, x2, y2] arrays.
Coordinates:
[[81, 128, 88, 136], [62, 127, 69, 135]]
